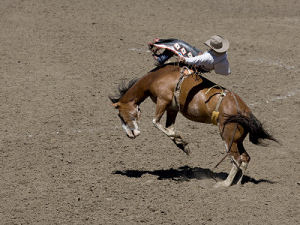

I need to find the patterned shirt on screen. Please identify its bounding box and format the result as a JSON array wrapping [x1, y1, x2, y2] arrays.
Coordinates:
[[184, 50, 231, 75]]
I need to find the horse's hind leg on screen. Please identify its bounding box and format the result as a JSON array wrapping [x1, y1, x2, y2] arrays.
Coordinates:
[[222, 142, 250, 187], [215, 123, 247, 187], [214, 142, 240, 188], [237, 142, 250, 185]]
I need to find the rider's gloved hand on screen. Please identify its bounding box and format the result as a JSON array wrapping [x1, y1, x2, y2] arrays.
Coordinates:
[[178, 55, 185, 62]]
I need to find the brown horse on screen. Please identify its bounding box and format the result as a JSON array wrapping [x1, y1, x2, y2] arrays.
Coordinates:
[[109, 63, 277, 187]]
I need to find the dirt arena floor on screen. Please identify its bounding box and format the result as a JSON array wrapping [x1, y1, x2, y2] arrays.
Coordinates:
[[0, 0, 299, 224]]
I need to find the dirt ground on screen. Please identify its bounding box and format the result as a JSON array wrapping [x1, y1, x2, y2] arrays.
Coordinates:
[[0, 0, 299, 224]]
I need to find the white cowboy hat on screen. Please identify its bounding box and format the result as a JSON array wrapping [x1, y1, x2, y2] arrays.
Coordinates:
[[204, 35, 229, 53]]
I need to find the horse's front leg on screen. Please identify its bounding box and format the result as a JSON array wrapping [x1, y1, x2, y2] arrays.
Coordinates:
[[166, 109, 190, 155], [152, 98, 177, 137], [152, 98, 189, 154], [165, 109, 177, 136]]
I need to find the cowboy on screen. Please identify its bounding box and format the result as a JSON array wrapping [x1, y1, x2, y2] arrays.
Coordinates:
[[152, 35, 231, 76], [180, 35, 230, 75]]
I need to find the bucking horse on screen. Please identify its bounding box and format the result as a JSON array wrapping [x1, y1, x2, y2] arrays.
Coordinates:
[[109, 63, 277, 187]]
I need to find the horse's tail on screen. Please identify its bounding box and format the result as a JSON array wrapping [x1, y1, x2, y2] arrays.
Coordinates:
[[224, 113, 278, 145]]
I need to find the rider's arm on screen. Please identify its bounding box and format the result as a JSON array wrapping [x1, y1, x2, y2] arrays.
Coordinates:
[[184, 51, 214, 66]]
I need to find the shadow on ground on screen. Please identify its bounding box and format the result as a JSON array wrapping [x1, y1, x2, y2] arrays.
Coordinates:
[[113, 165, 275, 185]]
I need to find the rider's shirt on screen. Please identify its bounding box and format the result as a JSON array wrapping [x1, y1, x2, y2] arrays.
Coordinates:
[[184, 50, 231, 75]]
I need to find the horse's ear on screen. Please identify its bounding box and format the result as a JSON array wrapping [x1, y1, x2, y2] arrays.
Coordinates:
[[112, 102, 120, 109]]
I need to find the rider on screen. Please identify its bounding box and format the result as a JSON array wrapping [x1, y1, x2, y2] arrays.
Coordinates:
[[154, 35, 231, 76]]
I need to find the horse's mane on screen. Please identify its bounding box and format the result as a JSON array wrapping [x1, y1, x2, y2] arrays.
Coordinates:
[[109, 78, 139, 103]]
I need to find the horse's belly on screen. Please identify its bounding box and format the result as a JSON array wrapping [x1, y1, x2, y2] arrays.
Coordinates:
[[180, 101, 211, 123], [181, 112, 211, 123]]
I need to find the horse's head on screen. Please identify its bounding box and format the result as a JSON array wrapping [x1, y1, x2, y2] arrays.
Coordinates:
[[113, 101, 141, 139]]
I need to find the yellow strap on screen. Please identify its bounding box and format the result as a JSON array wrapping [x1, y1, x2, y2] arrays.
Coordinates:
[[211, 111, 219, 125], [210, 90, 227, 125]]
